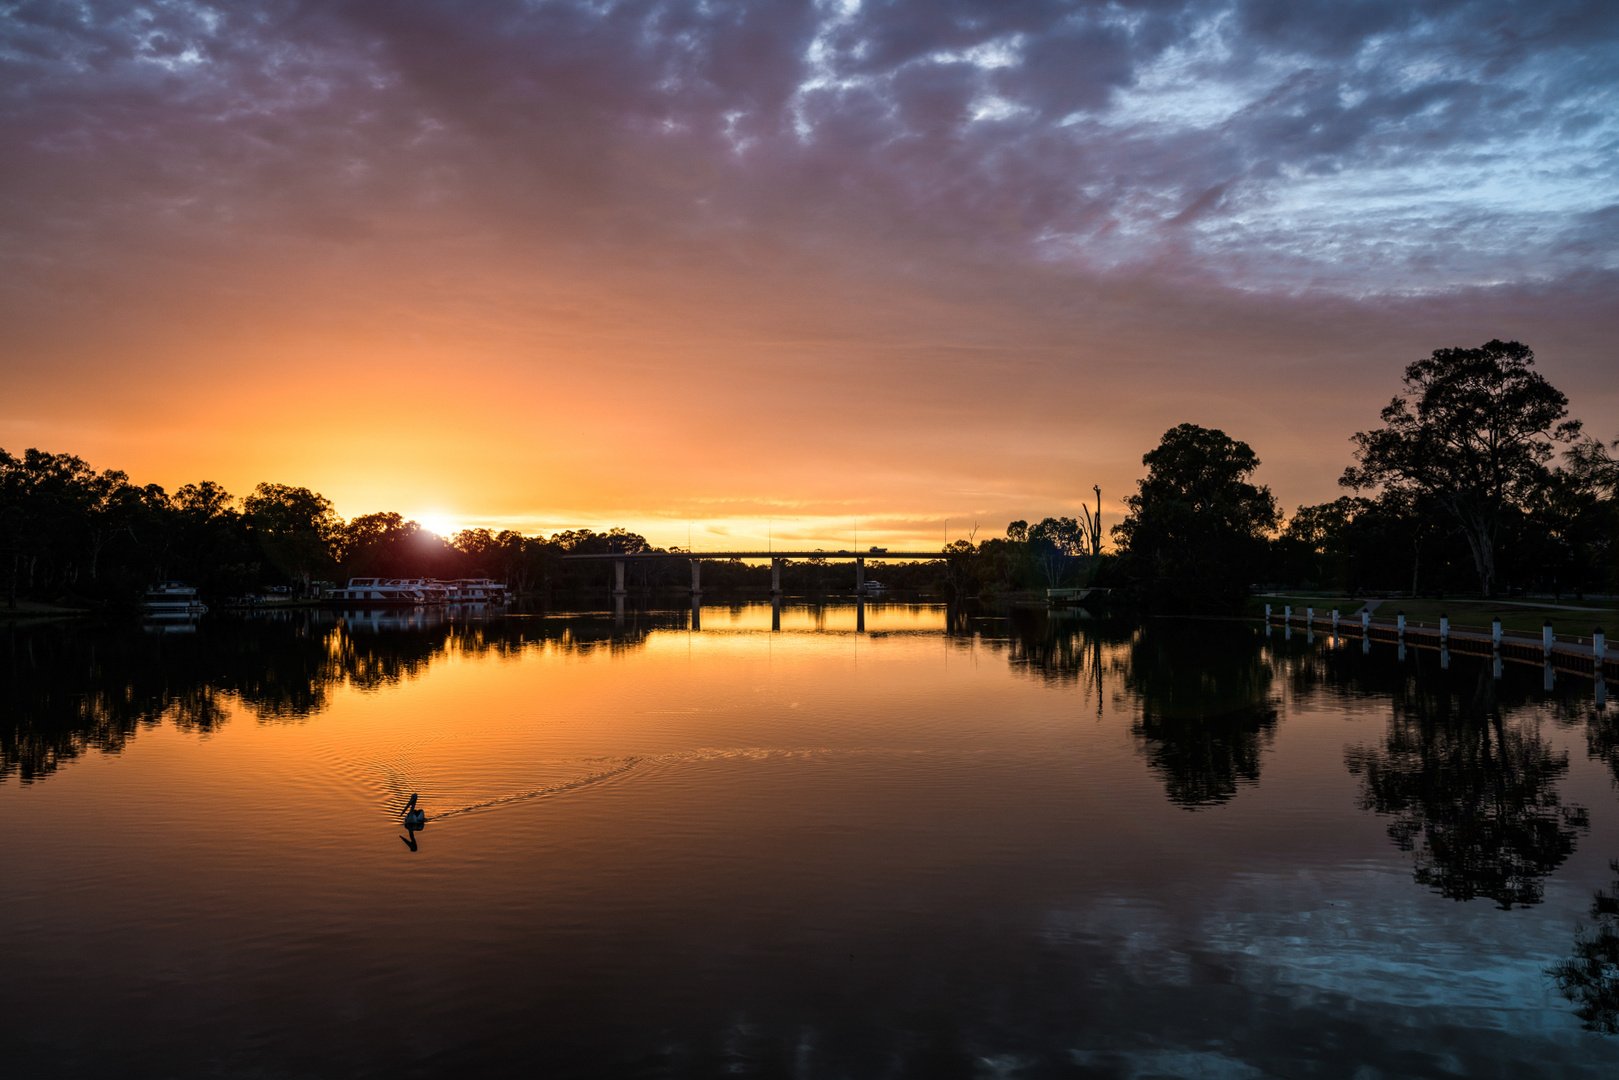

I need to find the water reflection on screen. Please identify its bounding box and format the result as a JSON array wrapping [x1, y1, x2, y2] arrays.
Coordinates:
[[1001, 614, 1282, 809], [4, 602, 1619, 1066], [0, 608, 669, 785], [3, 605, 1609, 908], [1333, 653, 1590, 909], [1120, 621, 1279, 810], [1551, 860, 1619, 1032], [1346, 709, 1586, 909]]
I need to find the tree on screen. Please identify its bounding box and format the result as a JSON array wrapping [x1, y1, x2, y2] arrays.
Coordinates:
[[243, 483, 342, 589], [1276, 496, 1366, 589], [0, 448, 123, 603], [1340, 340, 1580, 598], [1111, 424, 1280, 609], [1028, 516, 1085, 588], [1566, 433, 1619, 500], [82, 469, 140, 582], [337, 512, 460, 578], [1077, 485, 1103, 558]]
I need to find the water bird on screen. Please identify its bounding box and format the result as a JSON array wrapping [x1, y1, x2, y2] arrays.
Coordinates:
[[402, 792, 427, 829]]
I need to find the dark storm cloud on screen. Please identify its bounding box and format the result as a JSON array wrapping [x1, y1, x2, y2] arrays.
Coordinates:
[[1, 0, 1616, 290]]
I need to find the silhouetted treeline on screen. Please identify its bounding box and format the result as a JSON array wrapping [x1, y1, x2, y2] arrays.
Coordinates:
[[1100, 341, 1619, 606], [5, 340, 1613, 609], [0, 448, 684, 608], [0, 445, 1105, 607]]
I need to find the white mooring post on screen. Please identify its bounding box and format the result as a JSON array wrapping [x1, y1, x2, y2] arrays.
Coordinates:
[[1284, 604, 1292, 623], [1361, 611, 1370, 635], [1543, 620, 1554, 655], [1493, 617, 1503, 648], [1307, 606, 1314, 626], [1440, 613, 1449, 644], [1265, 603, 1272, 621], [1332, 608, 1340, 631], [1595, 626, 1606, 666], [1397, 611, 1406, 636]]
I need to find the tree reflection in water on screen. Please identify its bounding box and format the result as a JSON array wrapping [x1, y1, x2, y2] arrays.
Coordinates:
[[1584, 704, 1619, 792], [0, 607, 668, 785], [1119, 621, 1279, 810], [1550, 861, 1619, 1033], [1001, 611, 1280, 810], [1342, 659, 1588, 909]]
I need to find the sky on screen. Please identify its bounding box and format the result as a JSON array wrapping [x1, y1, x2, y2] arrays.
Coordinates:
[[2, 0, 1616, 550]]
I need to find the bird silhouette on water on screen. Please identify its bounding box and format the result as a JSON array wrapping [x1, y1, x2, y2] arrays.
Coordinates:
[[403, 792, 427, 827], [399, 793, 427, 851]]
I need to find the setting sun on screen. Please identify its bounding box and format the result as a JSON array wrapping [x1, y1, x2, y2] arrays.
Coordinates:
[[413, 513, 459, 539]]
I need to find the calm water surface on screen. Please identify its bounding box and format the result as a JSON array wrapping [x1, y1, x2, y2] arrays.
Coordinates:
[[3, 602, 1618, 1078]]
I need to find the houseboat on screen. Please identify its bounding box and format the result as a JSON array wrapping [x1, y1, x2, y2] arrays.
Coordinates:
[[143, 582, 208, 615], [440, 578, 510, 603], [323, 578, 430, 605]]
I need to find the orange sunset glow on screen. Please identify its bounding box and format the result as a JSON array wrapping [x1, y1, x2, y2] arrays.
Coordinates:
[[2, 1, 1616, 547]]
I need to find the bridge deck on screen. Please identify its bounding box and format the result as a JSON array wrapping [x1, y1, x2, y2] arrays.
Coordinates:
[[562, 551, 944, 561]]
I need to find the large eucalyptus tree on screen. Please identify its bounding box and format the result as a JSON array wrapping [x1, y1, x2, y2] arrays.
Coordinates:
[[1340, 340, 1581, 598]]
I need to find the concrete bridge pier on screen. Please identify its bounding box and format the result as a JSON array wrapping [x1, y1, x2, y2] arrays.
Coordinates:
[[690, 558, 702, 595], [857, 597, 865, 633], [856, 557, 865, 594], [690, 593, 702, 631], [613, 559, 626, 597], [614, 593, 624, 629], [771, 594, 781, 632], [771, 558, 784, 596]]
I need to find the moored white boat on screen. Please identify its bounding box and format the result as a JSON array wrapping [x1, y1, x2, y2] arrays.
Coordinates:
[[322, 578, 429, 605], [143, 581, 208, 615], [438, 577, 510, 603]]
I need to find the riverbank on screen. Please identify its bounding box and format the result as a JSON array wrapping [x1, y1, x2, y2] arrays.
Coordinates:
[[0, 600, 93, 619], [1251, 594, 1616, 637]]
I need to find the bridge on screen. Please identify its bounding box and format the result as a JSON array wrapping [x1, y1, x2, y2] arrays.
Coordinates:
[[561, 549, 945, 596]]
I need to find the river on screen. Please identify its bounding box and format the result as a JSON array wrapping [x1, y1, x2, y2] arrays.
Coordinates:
[[2, 602, 1616, 1077]]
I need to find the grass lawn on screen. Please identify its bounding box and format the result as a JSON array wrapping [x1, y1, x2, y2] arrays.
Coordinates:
[[1249, 594, 1616, 637]]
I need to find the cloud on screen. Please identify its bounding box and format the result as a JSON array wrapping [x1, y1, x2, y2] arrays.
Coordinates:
[[3, 0, 1615, 291], [0, 1, 1615, 538]]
